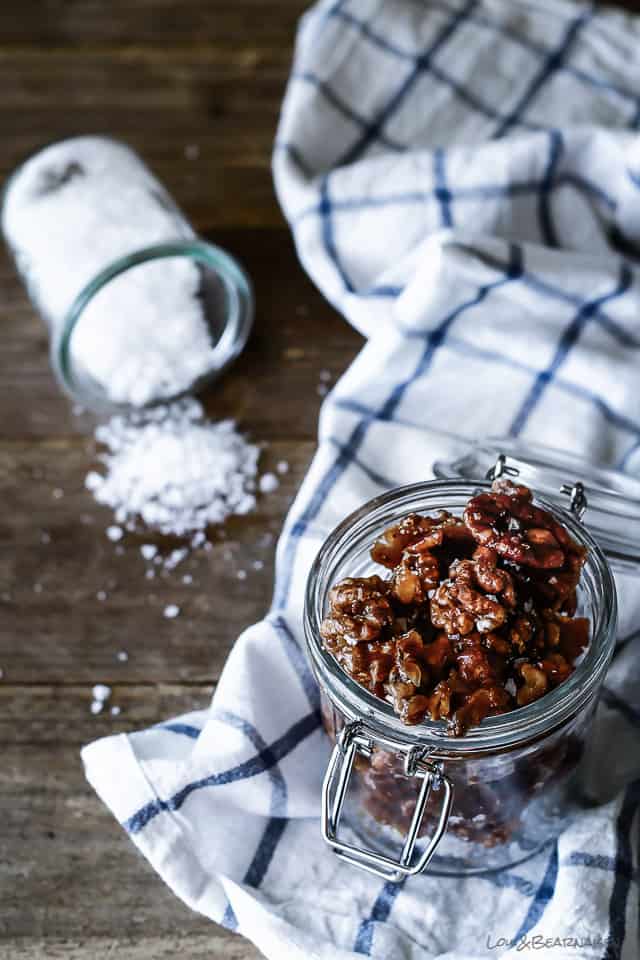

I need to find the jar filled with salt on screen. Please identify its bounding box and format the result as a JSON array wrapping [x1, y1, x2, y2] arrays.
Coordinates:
[[1, 136, 253, 411]]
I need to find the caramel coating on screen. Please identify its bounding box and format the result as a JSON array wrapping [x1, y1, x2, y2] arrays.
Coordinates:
[[320, 480, 589, 735]]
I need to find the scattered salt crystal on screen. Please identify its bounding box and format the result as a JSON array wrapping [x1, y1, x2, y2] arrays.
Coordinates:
[[505, 679, 517, 697], [90, 700, 103, 715], [204, 541, 213, 552], [33, 583, 43, 594], [164, 547, 188, 571], [52, 488, 64, 499], [72, 403, 86, 416], [182, 573, 193, 585], [145, 569, 155, 580], [106, 525, 123, 542], [184, 144, 200, 160], [259, 472, 279, 494], [317, 383, 329, 397], [92, 684, 111, 702], [276, 460, 289, 475], [87, 399, 259, 535], [191, 531, 206, 548], [163, 604, 181, 619], [319, 369, 331, 382], [96, 590, 107, 601], [2, 137, 217, 407], [110, 705, 122, 716], [40, 530, 51, 544], [116, 650, 129, 662], [115, 545, 125, 556], [237, 569, 247, 581], [153, 555, 163, 565], [140, 544, 158, 561], [252, 559, 264, 571]]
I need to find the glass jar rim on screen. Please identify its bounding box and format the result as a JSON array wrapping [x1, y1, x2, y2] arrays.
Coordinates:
[[304, 478, 617, 756], [51, 239, 254, 413]]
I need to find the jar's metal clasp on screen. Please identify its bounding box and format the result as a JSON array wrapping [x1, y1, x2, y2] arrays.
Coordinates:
[[487, 454, 589, 522], [485, 452, 520, 482], [560, 481, 588, 521], [321, 721, 453, 882]]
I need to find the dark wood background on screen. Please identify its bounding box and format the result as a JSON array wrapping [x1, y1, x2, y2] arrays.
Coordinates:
[[1, 2, 639, 957]]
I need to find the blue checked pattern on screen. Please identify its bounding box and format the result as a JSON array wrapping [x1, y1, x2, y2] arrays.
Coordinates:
[[83, 1, 640, 958]]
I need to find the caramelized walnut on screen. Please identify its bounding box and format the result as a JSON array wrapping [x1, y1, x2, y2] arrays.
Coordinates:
[[517, 663, 549, 706], [464, 479, 584, 570], [320, 480, 590, 738], [430, 549, 515, 636], [321, 576, 393, 647], [371, 511, 473, 570]]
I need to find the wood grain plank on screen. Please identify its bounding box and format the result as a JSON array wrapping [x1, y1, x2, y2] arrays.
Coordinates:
[[0, 684, 235, 943], [7, 937, 262, 960], [0, 439, 315, 684], [0, 48, 292, 229], [0, 1, 306, 48]]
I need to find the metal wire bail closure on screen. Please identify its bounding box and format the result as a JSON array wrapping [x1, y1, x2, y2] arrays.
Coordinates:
[[321, 721, 454, 882], [487, 454, 589, 522]]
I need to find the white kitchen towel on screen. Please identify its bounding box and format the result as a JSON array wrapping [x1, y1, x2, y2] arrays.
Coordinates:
[[83, 0, 640, 957]]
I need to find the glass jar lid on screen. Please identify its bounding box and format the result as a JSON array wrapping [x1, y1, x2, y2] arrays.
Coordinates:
[[434, 437, 640, 570]]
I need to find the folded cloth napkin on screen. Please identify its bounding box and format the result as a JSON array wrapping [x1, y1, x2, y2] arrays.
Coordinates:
[[83, 0, 640, 956]]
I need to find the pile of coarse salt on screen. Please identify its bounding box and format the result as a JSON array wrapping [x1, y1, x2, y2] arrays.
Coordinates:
[[86, 397, 259, 536]]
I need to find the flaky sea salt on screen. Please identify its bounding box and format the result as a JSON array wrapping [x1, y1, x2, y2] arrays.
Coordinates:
[[140, 544, 158, 561], [259, 472, 279, 494], [2, 137, 217, 407], [87, 397, 259, 536], [163, 604, 181, 619], [164, 548, 188, 571], [92, 684, 111, 702], [116, 650, 129, 662], [106, 525, 123, 542], [276, 460, 289, 475]]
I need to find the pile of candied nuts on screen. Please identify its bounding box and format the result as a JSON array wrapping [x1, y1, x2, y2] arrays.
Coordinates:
[[320, 479, 590, 735]]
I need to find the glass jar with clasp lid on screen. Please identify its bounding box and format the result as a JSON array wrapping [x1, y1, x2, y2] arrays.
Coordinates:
[[304, 438, 640, 880]]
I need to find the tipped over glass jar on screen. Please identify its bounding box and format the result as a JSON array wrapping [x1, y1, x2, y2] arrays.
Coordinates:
[[1, 136, 253, 412], [304, 439, 640, 881]]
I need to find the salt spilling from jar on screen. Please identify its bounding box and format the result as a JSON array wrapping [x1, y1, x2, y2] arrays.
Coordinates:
[[1, 136, 252, 409]]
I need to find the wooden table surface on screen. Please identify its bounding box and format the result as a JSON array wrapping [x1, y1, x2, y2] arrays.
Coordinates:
[[2, 1, 640, 957]]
